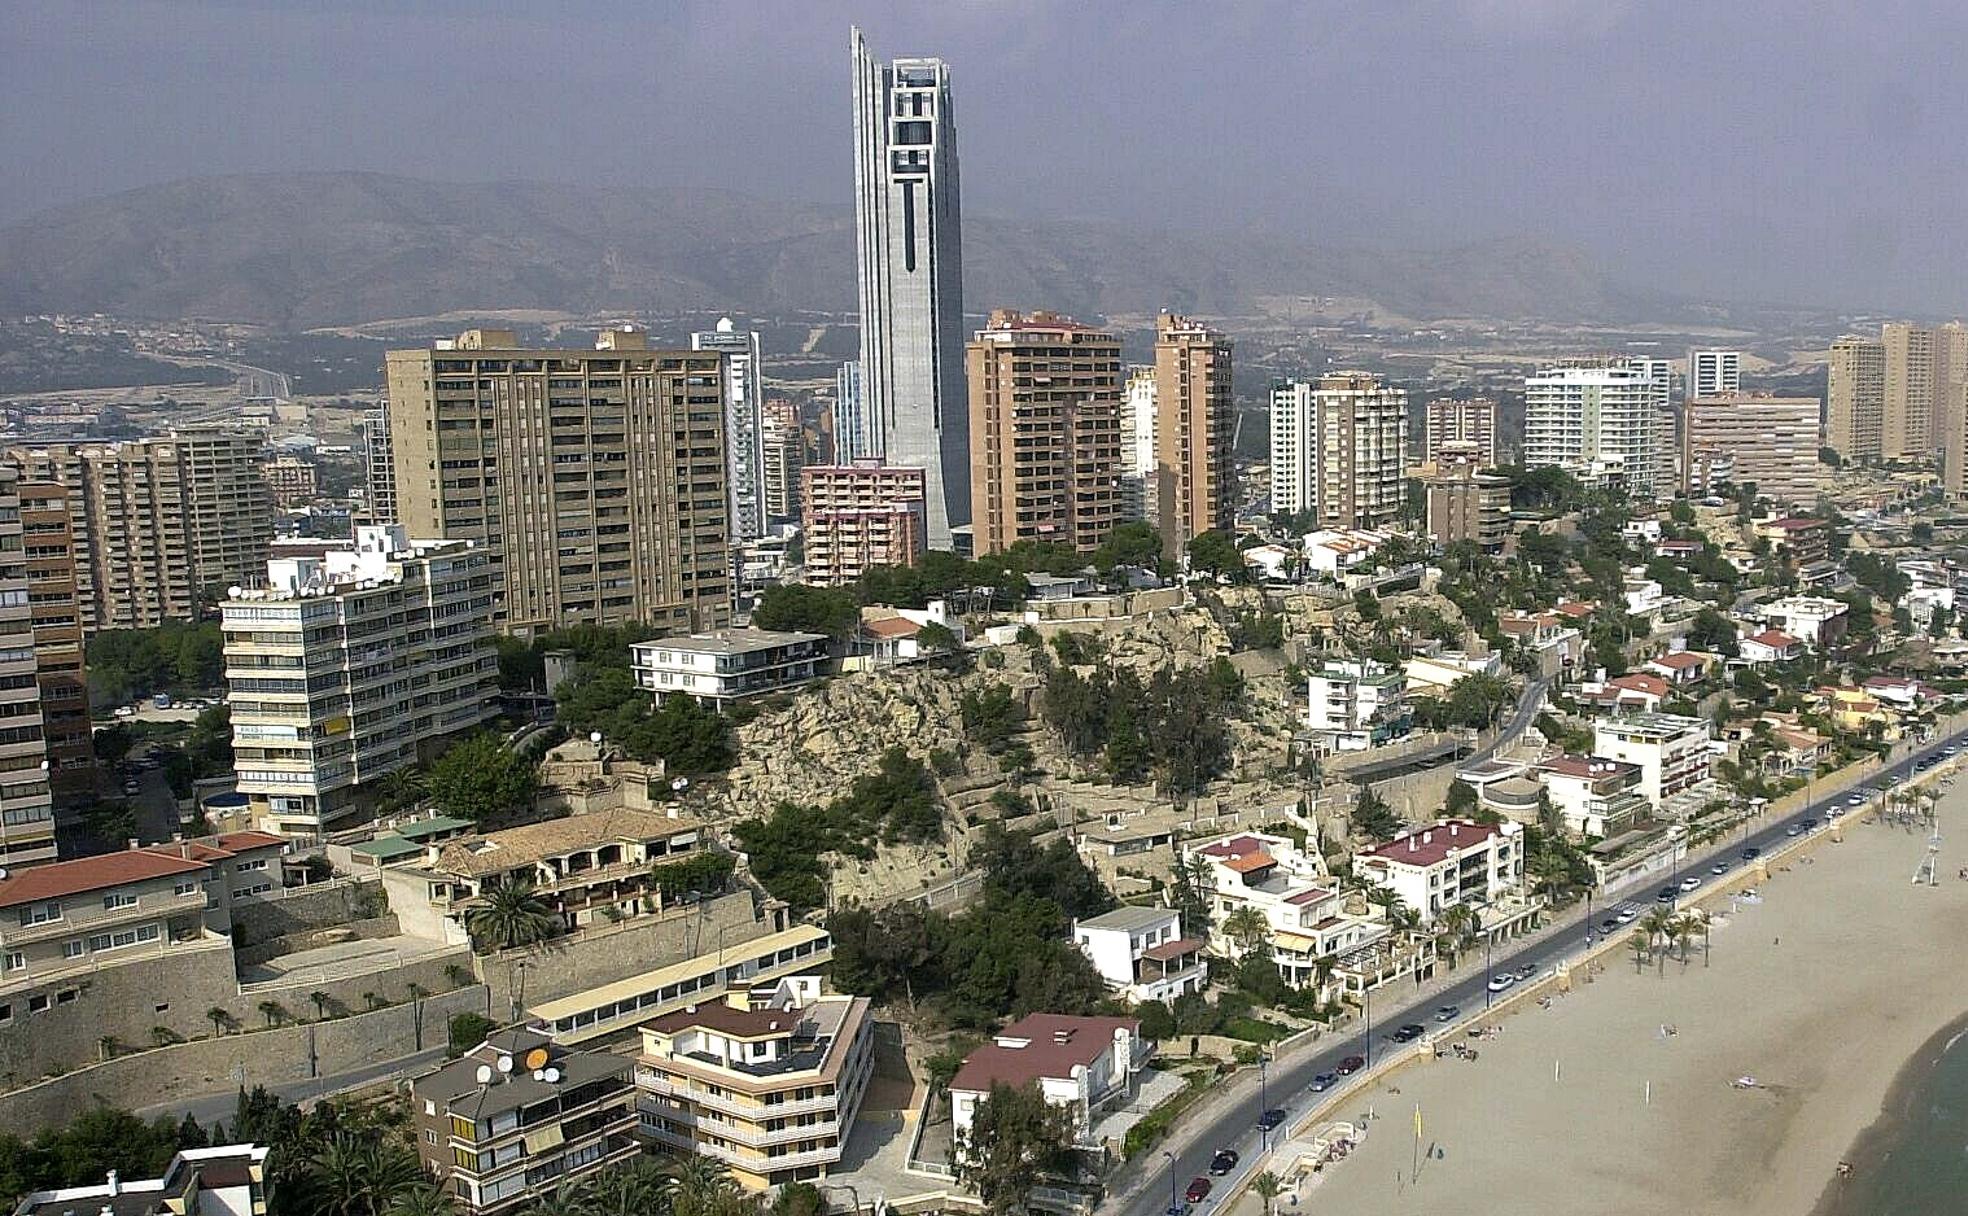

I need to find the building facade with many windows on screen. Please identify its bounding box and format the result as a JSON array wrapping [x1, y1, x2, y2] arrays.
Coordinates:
[[1524, 363, 1663, 499], [800, 462, 925, 587], [1153, 313, 1235, 554]]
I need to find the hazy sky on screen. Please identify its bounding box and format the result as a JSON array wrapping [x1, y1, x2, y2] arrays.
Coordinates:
[[5, 0, 1968, 314]]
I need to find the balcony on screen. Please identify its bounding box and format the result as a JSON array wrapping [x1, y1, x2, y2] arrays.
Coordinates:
[[635, 1074, 840, 1120]]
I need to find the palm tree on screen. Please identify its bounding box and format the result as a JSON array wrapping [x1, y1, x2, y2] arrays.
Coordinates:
[[667, 1155, 740, 1216], [309, 990, 332, 1020], [257, 1000, 288, 1028], [1221, 906, 1272, 958], [1251, 1171, 1286, 1216], [1312, 953, 1340, 1001], [1640, 908, 1676, 976], [515, 1183, 590, 1216], [1628, 931, 1649, 974], [207, 1006, 236, 1036], [1670, 916, 1697, 969], [581, 1157, 673, 1216], [383, 1185, 454, 1216], [375, 767, 429, 816], [309, 1134, 422, 1216], [465, 878, 559, 953]]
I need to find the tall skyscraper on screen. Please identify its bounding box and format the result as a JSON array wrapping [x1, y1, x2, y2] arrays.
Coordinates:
[[1523, 363, 1662, 499], [361, 403, 398, 522], [1422, 398, 1498, 466], [1687, 350, 1742, 400], [760, 398, 804, 524], [1882, 322, 1935, 459], [17, 480, 90, 799], [1681, 394, 1823, 506], [967, 311, 1122, 555], [1153, 313, 1235, 554], [0, 466, 55, 868], [851, 27, 968, 549], [1939, 324, 1968, 501], [1827, 335, 1885, 462], [1270, 374, 1408, 529], [691, 318, 766, 543], [833, 361, 865, 464], [384, 328, 732, 638], [1118, 368, 1158, 523]]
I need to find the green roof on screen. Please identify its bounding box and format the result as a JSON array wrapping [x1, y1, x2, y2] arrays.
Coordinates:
[[395, 816, 473, 841], [349, 835, 424, 860]]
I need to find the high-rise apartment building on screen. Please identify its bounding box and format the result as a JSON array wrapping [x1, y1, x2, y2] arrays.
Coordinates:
[[967, 311, 1122, 555], [1826, 336, 1885, 462], [1523, 363, 1663, 499], [6, 430, 272, 633], [833, 362, 864, 464], [1618, 357, 1674, 489], [361, 403, 399, 522], [1882, 322, 1935, 459], [1424, 453, 1512, 553], [761, 399, 805, 524], [1423, 398, 1497, 466], [1936, 322, 1968, 463], [262, 455, 318, 506], [1119, 368, 1157, 523], [0, 467, 55, 868], [1687, 350, 1742, 400], [692, 319, 767, 543], [384, 328, 732, 638], [221, 524, 499, 836], [17, 481, 90, 798], [1153, 313, 1235, 554], [801, 462, 926, 587], [851, 27, 968, 548], [1680, 394, 1823, 507], [1269, 373, 1408, 530]]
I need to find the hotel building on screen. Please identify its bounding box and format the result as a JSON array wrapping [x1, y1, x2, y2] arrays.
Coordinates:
[[801, 462, 926, 587]]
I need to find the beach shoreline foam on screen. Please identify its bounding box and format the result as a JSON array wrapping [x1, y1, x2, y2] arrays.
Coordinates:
[[1808, 1006, 1968, 1216]]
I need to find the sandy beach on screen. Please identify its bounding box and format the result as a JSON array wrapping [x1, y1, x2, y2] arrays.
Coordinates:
[[1248, 784, 1968, 1216]]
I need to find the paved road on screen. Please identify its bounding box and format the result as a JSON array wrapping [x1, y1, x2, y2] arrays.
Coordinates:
[[1108, 726, 1965, 1216], [136, 1044, 449, 1126], [1468, 675, 1550, 765]]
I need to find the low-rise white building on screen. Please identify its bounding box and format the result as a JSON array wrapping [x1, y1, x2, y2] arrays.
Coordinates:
[[1739, 628, 1804, 665], [1535, 755, 1648, 838], [1593, 713, 1712, 809], [1355, 820, 1524, 924], [1070, 905, 1206, 1005], [1184, 832, 1389, 998], [1759, 596, 1849, 648], [1303, 529, 1388, 577], [1307, 659, 1412, 751], [949, 1014, 1147, 1156], [630, 629, 828, 704]]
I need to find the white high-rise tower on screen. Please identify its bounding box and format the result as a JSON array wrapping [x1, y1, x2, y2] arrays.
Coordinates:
[[1687, 349, 1742, 400], [851, 26, 968, 549], [691, 318, 765, 543]]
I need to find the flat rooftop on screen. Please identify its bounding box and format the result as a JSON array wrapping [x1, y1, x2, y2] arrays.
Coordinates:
[[633, 629, 827, 656]]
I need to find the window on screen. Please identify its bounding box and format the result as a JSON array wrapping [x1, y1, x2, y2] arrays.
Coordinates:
[[154, 1003, 169, 1014], [0, 1003, 9, 1022], [424, 1130, 438, 1146], [102, 891, 138, 910], [3, 950, 21, 971], [63, 940, 84, 959], [18, 901, 60, 926], [55, 988, 76, 1005], [174, 880, 198, 897], [28, 994, 47, 1013]]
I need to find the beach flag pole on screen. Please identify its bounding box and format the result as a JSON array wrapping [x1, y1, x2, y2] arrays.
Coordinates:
[[1411, 1104, 1422, 1182], [1645, 1080, 1652, 1105]]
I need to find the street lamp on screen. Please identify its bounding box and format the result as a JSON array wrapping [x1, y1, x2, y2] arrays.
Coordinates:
[[1258, 1053, 1271, 1147], [1483, 934, 1494, 1008], [1363, 985, 1374, 1067], [1162, 1150, 1180, 1216]]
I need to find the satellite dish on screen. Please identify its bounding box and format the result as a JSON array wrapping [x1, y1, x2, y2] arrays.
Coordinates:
[[0, 867, 9, 881], [523, 1046, 550, 1072], [532, 1069, 546, 1082], [496, 1055, 513, 1073], [544, 1067, 561, 1084], [474, 1065, 493, 1085], [671, 777, 690, 792], [590, 731, 603, 744]]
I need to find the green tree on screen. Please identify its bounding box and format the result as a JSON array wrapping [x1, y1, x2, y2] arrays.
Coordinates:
[[1252, 1171, 1286, 1216], [306, 1133, 421, 1216], [463, 878, 559, 952], [447, 1013, 496, 1057], [424, 734, 538, 825], [957, 1082, 1079, 1213], [1186, 530, 1248, 581], [1222, 906, 1272, 958], [751, 583, 859, 639], [1351, 785, 1402, 841]]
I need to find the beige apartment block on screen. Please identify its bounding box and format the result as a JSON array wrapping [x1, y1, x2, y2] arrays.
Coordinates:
[[760, 399, 805, 524], [967, 311, 1123, 555], [800, 461, 926, 587], [1424, 458, 1511, 552], [0, 467, 53, 869], [1825, 336, 1885, 463], [16, 481, 89, 797], [385, 329, 732, 637], [1883, 322, 1936, 459], [1153, 312, 1236, 554], [261, 454, 319, 506], [1423, 397, 1498, 466], [5, 430, 272, 633], [1680, 394, 1824, 507]]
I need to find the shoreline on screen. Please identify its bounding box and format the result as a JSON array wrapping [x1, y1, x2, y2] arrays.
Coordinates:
[[1807, 1005, 1968, 1216]]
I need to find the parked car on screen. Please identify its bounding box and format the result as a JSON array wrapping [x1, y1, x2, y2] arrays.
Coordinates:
[[1615, 909, 1638, 924], [1785, 823, 1803, 836], [1389, 1024, 1426, 1043], [1208, 1150, 1239, 1176], [1740, 846, 1762, 860], [1710, 862, 1729, 875], [1310, 1071, 1338, 1091], [1679, 876, 1701, 892], [1599, 916, 1619, 932], [1435, 1004, 1460, 1022], [1514, 962, 1538, 981], [1258, 1108, 1287, 1131], [1487, 974, 1514, 993], [113, 705, 135, 718], [1186, 1178, 1212, 1204], [1656, 886, 1677, 903], [1336, 1055, 1366, 1075]]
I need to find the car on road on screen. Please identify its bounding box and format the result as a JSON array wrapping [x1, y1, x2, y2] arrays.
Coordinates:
[[1656, 886, 1677, 903], [1259, 1108, 1287, 1131], [113, 705, 135, 718], [1679, 876, 1701, 892], [1800, 817, 1819, 832], [1487, 974, 1515, 993], [1740, 846, 1761, 860], [1435, 1004, 1460, 1022], [1616, 909, 1638, 924], [1599, 916, 1619, 932], [1947, 745, 1960, 756], [1846, 793, 1866, 806], [121, 781, 140, 796], [1208, 1150, 1239, 1176], [1710, 862, 1729, 875], [1389, 1024, 1426, 1043], [1336, 1055, 1366, 1075], [1310, 1071, 1338, 1091], [1785, 823, 1803, 836], [1514, 962, 1538, 981], [1186, 1178, 1212, 1204]]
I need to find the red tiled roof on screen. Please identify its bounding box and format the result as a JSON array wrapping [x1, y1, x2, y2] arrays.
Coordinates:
[[1650, 651, 1706, 670], [1747, 630, 1799, 649], [0, 849, 209, 909], [1554, 602, 1596, 618], [1608, 673, 1669, 697], [1286, 887, 1336, 906], [949, 1014, 1140, 1094], [1360, 820, 1506, 869], [213, 831, 288, 853], [862, 616, 922, 639], [1224, 853, 1276, 875], [1198, 835, 1266, 858], [1141, 937, 1205, 962], [645, 1001, 797, 1039]]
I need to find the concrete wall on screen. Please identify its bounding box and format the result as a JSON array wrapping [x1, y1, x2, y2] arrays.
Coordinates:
[[234, 915, 401, 968], [0, 986, 486, 1134], [230, 881, 388, 948], [478, 888, 772, 1017]]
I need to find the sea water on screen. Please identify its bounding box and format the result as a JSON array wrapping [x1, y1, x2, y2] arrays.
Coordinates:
[[1822, 1022, 1968, 1215]]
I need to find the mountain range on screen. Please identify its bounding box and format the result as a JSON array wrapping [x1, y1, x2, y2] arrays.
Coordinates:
[[0, 171, 1680, 329]]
